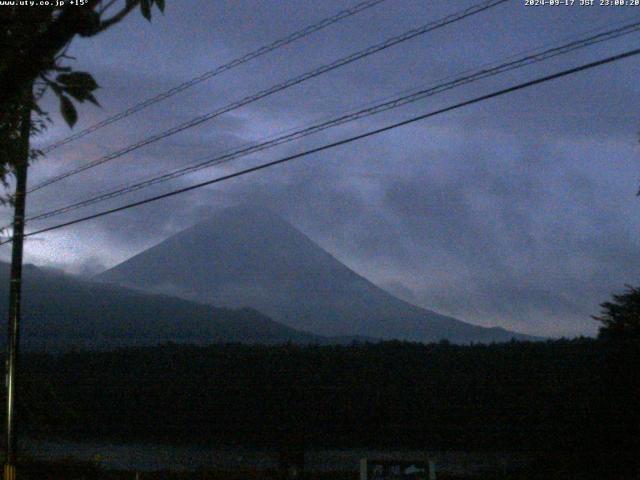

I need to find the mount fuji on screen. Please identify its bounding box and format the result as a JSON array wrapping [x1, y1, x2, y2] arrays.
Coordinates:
[[97, 206, 533, 344]]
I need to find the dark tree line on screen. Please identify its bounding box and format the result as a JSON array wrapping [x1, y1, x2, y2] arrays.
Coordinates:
[[6, 337, 638, 477]]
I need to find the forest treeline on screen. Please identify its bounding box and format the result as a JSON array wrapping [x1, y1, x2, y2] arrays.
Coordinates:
[[8, 338, 640, 470]]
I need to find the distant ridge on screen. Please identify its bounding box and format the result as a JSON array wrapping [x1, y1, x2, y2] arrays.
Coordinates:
[[0, 262, 358, 351], [97, 205, 535, 344]]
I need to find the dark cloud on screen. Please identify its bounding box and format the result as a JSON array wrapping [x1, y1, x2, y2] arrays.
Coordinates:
[[5, 0, 639, 338]]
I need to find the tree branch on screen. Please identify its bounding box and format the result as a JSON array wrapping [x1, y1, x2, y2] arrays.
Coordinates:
[[96, 1, 140, 33], [0, 3, 100, 116], [99, 0, 119, 15], [0, 0, 142, 123]]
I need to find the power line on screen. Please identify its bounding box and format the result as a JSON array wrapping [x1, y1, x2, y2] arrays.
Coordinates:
[[28, 0, 508, 194], [3, 46, 638, 246], [39, 0, 390, 154], [31, 0, 505, 192], [23, 19, 640, 224]]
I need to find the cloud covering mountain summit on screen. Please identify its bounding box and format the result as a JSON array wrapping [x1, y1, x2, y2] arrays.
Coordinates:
[[98, 205, 533, 343]]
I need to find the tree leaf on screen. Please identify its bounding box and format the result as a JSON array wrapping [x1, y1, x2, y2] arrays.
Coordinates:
[[49, 83, 62, 96], [56, 72, 100, 105], [60, 95, 77, 128], [86, 92, 101, 107], [62, 87, 86, 102], [155, 0, 165, 13], [140, 0, 152, 20], [56, 72, 99, 92]]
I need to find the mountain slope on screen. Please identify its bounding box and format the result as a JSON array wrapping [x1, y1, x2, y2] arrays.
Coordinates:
[[0, 262, 330, 351], [97, 206, 533, 343]]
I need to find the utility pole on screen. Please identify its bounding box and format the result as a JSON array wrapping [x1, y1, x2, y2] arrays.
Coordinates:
[[4, 88, 31, 480]]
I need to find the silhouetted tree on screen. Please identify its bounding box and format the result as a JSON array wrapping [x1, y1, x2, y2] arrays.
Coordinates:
[[592, 285, 640, 341], [0, 0, 165, 200], [588, 285, 640, 478]]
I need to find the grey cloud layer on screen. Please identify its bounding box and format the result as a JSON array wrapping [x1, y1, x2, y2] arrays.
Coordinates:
[[9, 0, 640, 337]]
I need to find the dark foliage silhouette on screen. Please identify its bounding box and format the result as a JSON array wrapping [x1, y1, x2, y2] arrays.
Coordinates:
[[593, 285, 640, 341]]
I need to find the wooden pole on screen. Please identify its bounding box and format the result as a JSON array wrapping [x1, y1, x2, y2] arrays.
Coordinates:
[[4, 88, 31, 480]]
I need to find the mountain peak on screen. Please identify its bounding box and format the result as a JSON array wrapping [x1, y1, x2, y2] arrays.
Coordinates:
[[98, 206, 534, 343]]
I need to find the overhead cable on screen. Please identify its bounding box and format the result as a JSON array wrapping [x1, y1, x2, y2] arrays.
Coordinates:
[[24, 20, 640, 223], [3, 46, 638, 245], [28, 0, 508, 193], [39, 0, 391, 154]]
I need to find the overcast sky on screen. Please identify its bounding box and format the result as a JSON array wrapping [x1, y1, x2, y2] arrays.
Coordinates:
[[3, 0, 640, 337]]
